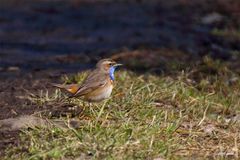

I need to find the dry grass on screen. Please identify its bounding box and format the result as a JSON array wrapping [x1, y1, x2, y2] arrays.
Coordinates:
[[3, 56, 240, 159]]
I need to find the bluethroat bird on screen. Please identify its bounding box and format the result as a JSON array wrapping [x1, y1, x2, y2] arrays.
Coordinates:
[[52, 59, 122, 102]]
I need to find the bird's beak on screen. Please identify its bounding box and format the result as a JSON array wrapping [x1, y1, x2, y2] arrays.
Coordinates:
[[113, 63, 123, 67]]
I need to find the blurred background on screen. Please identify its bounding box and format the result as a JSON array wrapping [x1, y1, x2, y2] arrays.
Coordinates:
[[0, 0, 240, 119], [1, 0, 239, 76]]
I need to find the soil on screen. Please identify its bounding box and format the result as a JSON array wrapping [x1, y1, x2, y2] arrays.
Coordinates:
[[0, 0, 240, 157]]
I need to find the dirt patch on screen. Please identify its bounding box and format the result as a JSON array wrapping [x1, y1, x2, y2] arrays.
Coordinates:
[[0, 115, 84, 131], [0, 114, 84, 157], [0, 76, 85, 156], [0, 116, 50, 131]]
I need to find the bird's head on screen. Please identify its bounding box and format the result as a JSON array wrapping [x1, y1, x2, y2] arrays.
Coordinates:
[[96, 59, 122, 80]]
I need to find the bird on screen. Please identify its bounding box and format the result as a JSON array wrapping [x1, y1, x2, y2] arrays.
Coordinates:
[[52, 59, 122, 102]]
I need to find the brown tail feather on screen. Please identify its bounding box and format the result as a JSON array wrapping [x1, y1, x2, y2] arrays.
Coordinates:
[[51, 83, 66, 89], [51, 83, 80, 94]]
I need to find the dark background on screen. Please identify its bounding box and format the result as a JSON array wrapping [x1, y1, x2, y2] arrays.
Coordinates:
[[1, 0, 239, 74]]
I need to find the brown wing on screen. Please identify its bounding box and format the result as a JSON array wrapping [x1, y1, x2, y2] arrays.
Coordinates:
[[70, 69, 108, 97]]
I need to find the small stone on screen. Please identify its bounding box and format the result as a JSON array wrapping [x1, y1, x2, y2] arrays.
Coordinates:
[[7, 66, 20, 72], [203, 124, 216, 134], [201, 12, 223, 24]]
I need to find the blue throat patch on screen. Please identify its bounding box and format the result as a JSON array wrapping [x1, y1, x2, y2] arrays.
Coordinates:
[[109, 66, 117, 80]]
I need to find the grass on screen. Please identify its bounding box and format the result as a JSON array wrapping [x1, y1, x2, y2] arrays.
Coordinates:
[[211, 28, 240, 40], [3, 57, 240, 159]]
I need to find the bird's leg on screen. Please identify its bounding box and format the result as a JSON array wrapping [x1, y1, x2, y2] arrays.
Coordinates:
[[88, 102, 92, 108], [96, 100, 108, 122], [66, 96, 72, 104], [77, 101, 86, 119], [89, 102, 94, 114], [83, 101, 92, 115]]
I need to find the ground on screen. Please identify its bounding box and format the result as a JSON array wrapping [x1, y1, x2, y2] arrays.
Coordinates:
[[0, 0, 240, 159], [1, 50, 240, 159]]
